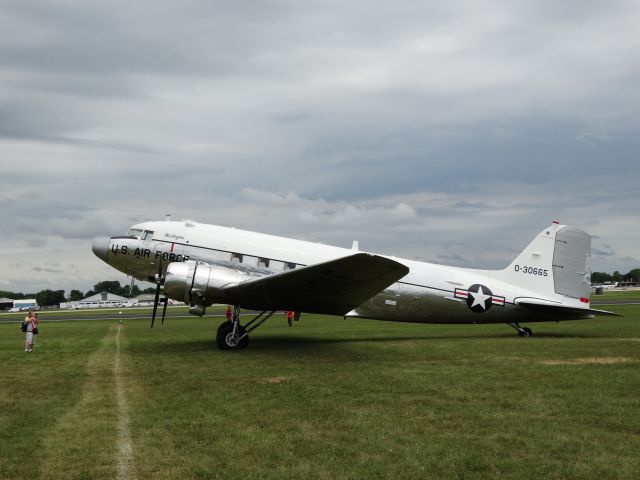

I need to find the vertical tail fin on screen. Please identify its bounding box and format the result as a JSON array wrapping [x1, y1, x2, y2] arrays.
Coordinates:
[[502, 223, 591, 300]]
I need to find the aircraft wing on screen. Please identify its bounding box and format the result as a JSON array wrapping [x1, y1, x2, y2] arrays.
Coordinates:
[[222, 253, 410, 315], [516, 298, 622, 317]]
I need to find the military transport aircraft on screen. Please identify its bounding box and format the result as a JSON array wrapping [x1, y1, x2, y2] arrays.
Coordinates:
[[92, 220, 618, 349]]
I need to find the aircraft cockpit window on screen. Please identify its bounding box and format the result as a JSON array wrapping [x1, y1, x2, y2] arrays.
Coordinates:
[[231, 253, 243, 263], [128, 228, 143, 238], [142, 230, 154, 240]]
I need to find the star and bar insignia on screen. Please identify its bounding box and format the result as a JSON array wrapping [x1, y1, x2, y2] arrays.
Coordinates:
[[454, 284, 505, 313]]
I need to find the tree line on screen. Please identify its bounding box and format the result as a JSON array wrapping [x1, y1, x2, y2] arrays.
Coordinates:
[[591, 269, 640, 284], [0, 281, 156, 307]]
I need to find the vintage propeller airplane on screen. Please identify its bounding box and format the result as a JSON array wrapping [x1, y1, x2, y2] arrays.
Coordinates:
[[92, 219, 618, 349]]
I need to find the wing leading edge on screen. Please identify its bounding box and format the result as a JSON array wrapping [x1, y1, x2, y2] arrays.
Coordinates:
[[222, 253, 410, 315]]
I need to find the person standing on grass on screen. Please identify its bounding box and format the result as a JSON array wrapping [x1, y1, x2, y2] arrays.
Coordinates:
[[226, 305, 233, 322], [287, 310, 295, 327], [31, 312, 39, 351], [24, 310, 37, 352]]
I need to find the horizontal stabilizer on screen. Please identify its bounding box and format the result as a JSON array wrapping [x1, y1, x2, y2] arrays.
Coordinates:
[[222, 253, 409, 315], [516, 298, 622, 317]]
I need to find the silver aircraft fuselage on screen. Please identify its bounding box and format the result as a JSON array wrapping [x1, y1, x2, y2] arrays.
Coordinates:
[[93, 219, 601, 325]]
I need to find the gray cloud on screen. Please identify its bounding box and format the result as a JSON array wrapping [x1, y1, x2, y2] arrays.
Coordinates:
[[592, 244, 616, 257], [0, 0, 638, 293]]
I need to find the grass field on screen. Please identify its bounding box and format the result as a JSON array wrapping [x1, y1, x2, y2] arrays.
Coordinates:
[[1, 305, 639, 479], [592, 289, 640, 302]]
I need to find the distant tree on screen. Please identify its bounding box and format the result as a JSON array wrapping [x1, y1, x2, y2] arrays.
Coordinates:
[[123, 284, 142, 298], [0, 290, 27, 299], [612, 271, 624, 282], [591, 272, 612, 283], [142, 287, 156, 294], [36, 289, 67, 307], [84, 290, 96, 298], [68, 290, 84, 302], [625, 269, 640, 282]]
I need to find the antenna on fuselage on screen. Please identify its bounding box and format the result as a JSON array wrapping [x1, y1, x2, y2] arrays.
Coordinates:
[[165, 213, 171, 221]]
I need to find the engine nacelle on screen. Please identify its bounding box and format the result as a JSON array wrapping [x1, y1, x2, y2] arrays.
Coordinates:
[[164, 261, 248, 315]]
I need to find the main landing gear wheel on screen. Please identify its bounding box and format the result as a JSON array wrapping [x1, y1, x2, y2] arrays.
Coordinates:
[[216, 322, 248, 350], [216, 307, 277, 351]]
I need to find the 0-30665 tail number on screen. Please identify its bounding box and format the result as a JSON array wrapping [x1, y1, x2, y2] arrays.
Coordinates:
[[514, 265, 548, 276]]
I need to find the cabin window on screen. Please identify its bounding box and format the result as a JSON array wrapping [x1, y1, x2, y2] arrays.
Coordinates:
[[231, 253, 243, 263], [284, 262, 296, 270], [243, 255, 258, 267], [258, 257, 270, 268], [270, 260, 284, 271]]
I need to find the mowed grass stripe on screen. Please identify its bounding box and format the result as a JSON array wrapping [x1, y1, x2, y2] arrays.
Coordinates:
[[115, 324, 136, 480], [39, 324, 120, 479], [0, 321, 112, 479]]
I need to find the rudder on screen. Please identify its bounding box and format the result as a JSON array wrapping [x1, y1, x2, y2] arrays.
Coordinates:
[[552, 225, 591, 299]]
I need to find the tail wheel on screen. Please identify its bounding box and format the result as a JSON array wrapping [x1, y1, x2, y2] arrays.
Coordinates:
[[518, 327, 533, 337], [509, 322, 534, 337]]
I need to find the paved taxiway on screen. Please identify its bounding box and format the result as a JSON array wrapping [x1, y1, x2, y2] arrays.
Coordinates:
[[0, 311, 229, 323]]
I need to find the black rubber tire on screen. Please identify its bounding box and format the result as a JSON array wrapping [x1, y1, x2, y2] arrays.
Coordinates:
[[216, 322, 249, 350], [216, 321, 232, 350], [523, 327, 533, 337]]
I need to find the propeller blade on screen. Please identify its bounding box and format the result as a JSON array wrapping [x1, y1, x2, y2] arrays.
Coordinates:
[[161, 297, 169, 325], [151, 260, 163, 329], [151, 282, 161, 329]]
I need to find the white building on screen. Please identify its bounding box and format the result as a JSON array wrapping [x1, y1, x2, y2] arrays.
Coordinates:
[[10, 299, 38, 311], [61, 292, 136, 309], [135, 294, 183, 306]]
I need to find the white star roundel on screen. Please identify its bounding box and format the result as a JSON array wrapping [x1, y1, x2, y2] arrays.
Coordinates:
[[466, 284, 493, 313]]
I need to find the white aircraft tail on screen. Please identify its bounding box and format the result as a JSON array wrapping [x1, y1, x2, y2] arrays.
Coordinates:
[[500, 222, 591, 301]]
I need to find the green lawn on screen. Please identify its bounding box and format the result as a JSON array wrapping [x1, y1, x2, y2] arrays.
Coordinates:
[[1, 307, 639, 479], [592, 289, 640, 302]]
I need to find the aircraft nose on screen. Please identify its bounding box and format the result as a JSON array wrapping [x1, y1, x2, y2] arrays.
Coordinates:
[[92, 236, 111, 262]]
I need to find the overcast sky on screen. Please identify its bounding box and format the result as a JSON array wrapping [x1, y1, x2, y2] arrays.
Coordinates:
[[1, 0, 638, 294]]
